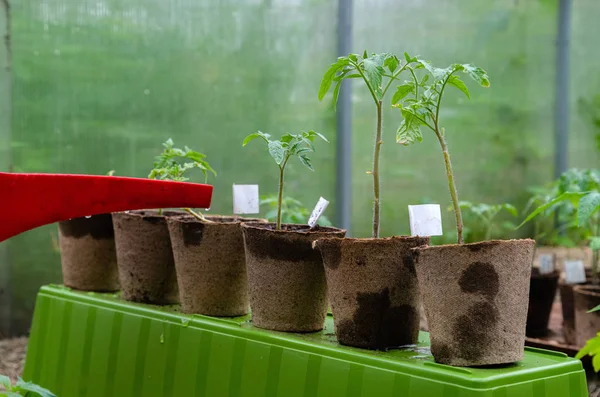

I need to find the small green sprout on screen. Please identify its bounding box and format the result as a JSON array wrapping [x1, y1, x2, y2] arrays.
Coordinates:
[[457, 201, 517, 242], [392, 56, 490, 244], [148, 139, 216, 221], [0, 375, 56, 397], [260, 194, 332, 226], [243, 131, 328, 230]]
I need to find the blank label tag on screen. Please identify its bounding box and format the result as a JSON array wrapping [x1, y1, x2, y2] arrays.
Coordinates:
[[539, 254, 555, 275], [232, 184, 259, 214], [308, 197, 329, 227], [564, 260, 586, 284], [408, 204, 443, 236]]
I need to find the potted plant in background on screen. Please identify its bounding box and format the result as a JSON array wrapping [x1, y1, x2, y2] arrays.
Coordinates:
[[313, 52, 429, 350], [58, 170, 119, 292], [241, 130, 345, 332], [112, 139, 215, 304], [395, 59, 535, 366], [260, 194, 332, 226], [520, 168, 600, 347]]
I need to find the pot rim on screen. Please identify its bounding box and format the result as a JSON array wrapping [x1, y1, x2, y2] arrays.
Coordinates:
[[573, 284, 600, 297], [312, 235, 429, 247], [241, 221, 345, 235], [411, 238, 535, 252], [112, 209, 186, 219], [166, 214, 267, 225]]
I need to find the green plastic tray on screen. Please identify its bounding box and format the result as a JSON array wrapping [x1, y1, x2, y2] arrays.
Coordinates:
[[23, 285, 587, 397]]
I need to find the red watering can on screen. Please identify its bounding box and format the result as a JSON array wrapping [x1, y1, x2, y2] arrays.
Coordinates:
[[0, 173, 214, 242]]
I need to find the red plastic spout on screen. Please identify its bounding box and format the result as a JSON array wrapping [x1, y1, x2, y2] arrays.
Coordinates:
[[0, 173, 214, 242]]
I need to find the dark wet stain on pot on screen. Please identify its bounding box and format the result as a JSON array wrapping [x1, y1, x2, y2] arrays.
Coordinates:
[[356, 256, 367, 267], [464, 240, 501, 252], [459, 262, 499, 299], [59, 214, 114, 239], [431, 342, 452, 362], [181, 222, 205, 246], [243, 228, 319, 262], [142, 216, 163, 225], [336, 288, 418, 350], [453, 301, 499, 361], [320, 240, 342, 270], [404, 253, 416, 276]]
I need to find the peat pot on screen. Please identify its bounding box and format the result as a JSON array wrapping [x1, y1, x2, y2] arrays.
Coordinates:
[[574, 284, 600, 347], [167, 215, 266, 316], [58, 214, 119, 291], [525, 268, 559, 337], [313, 236, 429, 350], [112, 210, 182, 305], [241, 222, 345, 332], [412, 239, 535, 367]]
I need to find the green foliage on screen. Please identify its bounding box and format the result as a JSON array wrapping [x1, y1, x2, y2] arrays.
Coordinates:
[[0, 376, 56, 397], [457, 201, 518, 242], [260, 195, 332, 226], [392, 59, 490, 147], [576, 332, 600, 372], [578, 94, 600, 152], [243, 130, 328, 229], [148, 139, 216, 183]]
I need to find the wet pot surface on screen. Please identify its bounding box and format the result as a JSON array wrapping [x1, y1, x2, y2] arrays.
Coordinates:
[[574, 284, 600, 347], [413, 239, 535, 366], [526, 268, 558, 337]]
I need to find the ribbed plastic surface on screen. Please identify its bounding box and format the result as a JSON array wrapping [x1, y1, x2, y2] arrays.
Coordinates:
[[23, 285, 587, 397]]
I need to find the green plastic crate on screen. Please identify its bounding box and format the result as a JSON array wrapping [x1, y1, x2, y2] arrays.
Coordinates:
[[23, 285, 587, 397]]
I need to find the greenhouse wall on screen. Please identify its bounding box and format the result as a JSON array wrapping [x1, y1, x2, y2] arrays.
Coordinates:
[[1, 0, 599, 335]]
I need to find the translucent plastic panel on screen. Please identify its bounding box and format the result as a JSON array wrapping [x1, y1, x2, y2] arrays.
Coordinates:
[[8, 0, 336, 334]]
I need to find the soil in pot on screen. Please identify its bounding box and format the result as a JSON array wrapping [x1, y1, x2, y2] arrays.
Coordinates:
[[167, 215, 266, 316], [574, 285, 600, 347], [241, 222, 346, 332], [313, 236, 429, 350], [526, 268, 559, 337], [413, 239, 535, 367], [112, 210, 182, 305], [58, 214, 119, 291]]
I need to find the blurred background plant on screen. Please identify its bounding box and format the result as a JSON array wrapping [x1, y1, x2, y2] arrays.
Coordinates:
[[260, 195, 332, 227]]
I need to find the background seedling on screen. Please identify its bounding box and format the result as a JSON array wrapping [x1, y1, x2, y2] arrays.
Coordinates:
[[148, 138, 216, 220], [0, 375, 56, 397], [392, 56, 490, 244], [243, 130, 328, 230], [319, 51, 415, 238], [260, 194, 332, 226], [457, 201, 517, 242]]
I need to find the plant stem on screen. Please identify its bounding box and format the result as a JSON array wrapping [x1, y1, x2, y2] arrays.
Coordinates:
[[372, 101, 383, 238], [158, 208, 163, 216], [184, 208, 214, 223], [434, 128, 463, 244], [276, 165, 285, 230]]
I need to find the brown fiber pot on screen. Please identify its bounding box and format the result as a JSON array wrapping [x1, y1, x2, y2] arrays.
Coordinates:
[[112, 210, 181, 305], [167, 215, 266, 316], [313, 236, 429, 350], [58, 214, 119, 291], [574, 285, 600, 347], [525, 268, 559, 337], [241, 222, 346, 332], [412, 239, 535, 367], [559, 272, 591, 346]]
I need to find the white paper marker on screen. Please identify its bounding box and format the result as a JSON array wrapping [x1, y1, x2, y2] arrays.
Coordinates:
[[564, 260, 586, 284], [308, 197, 329, 227], [232, 184, 260, 214], [408, 204, 443, 236], [538, 254, 555, 275]]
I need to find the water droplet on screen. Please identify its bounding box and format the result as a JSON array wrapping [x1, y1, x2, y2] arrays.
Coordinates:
[[85, 215, 92, 219], [181, 318, 190, 328], [205, 208, 210, 212]]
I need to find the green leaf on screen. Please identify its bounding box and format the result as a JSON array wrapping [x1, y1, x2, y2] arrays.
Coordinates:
[[298, 155, 314, 171], [309, 131, 329, 143], [447, 75, 471, 99], [267, 141, 285, 165], [590, 237, 600, 252], [460, 64, 491, 87], [384, 55, 399, 73], [362, 56, 385, 99], [588, 304, 600, 313], [594, 353, 600, 373], [391, 83, 415, 105], [578, 191, 600, 226], [242, 131, 270, 146], [502, 203, 518, 217], [517, 192, 587, 228], [0, 375, 11, 390], [15, 378, 57, 397], [318, 57, 351, 101], [420, 74, 429, 86]]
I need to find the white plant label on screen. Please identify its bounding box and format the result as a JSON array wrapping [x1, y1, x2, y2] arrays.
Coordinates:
[[232, 184, 259, 214], [308, 197, 329, 227], [538, 254, 555, 275], [564, 260, 586, 284], [408, 204, 443, 236]]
